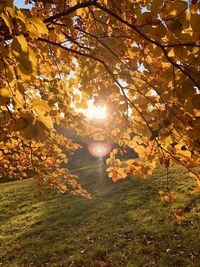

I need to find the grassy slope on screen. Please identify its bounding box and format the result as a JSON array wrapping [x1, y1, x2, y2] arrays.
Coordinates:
[[0, 160, 199, 267]]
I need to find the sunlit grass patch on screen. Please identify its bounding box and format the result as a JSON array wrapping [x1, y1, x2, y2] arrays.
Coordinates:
[[0, 161, 199, 266]]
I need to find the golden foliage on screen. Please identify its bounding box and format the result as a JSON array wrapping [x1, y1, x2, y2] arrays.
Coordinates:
[[0, 0, 200, 197]]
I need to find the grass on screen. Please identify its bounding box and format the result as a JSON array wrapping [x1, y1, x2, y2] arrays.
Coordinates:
[[0, 159, 199, 267]]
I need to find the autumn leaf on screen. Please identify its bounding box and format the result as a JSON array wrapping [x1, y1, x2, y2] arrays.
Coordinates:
[[174, 211, 184, 222], [0, 89, 12, 106]]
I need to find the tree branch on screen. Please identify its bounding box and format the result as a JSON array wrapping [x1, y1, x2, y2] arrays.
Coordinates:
[[43, 0, 96, 23], [92, 2, 200, 89]]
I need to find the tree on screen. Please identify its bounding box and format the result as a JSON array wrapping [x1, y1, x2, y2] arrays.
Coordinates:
[[0, 0, 200, 197]]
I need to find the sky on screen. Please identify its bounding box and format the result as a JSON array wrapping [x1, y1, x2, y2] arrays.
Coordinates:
[[14, 0, 32, 8]]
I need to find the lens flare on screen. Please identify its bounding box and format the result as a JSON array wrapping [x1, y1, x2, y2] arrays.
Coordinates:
[[88, 142, 112, 157]]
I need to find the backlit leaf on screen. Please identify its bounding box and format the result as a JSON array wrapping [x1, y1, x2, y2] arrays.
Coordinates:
[[190, 14, 200, 32]]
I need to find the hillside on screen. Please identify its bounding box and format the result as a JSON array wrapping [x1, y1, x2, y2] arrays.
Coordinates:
[[0, 160, 199, 267]]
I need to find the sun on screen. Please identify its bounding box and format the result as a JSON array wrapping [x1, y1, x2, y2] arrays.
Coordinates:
[[83, 102, 107, 120], [72, 96, 108, 120]]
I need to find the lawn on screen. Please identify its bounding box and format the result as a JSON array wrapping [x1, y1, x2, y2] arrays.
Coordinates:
[[0, 159, 199, 267]]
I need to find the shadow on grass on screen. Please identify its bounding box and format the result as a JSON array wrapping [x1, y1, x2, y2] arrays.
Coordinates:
[[0, 163, 200, 267]]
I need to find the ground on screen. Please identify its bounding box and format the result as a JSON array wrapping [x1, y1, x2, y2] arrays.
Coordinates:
[[0, 159, 199, 267]]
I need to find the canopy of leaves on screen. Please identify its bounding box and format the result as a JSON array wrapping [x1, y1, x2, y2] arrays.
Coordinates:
[[0, 0, 200, 196]]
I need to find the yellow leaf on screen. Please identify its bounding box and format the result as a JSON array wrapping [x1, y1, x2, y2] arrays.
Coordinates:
[[192, 185, 200, 194], [118, 168, 127, 179], [112, 148, 118, 155], [0, 89, 12, 106], [167, 48, 175, 57], [128, 140, 136, 149], [21, 122, 37, 139], [12, 118, 28, 131], [192, 94, 200, 109], [190, 14, 200, 32], [26, 17, 48, 37], [19, 58, 33, 73], [134, 145, 146, 157], [16, 9, 27, 23], [106, 167, 113, 172], [12, 89, 24, 109], [161, 193, 176, 203], [151, 0, 163, 15], [31, 98, 51, 112], [126, 159, 135, 165], [168, 1, 187, 17], [167, 20, 183, 34], [154, 23, 167, 38], [178, 150, 191, 158], [36, 109, 53, 129], [189, 172, 199, 181], [71, 0, 77, 5], [191, 179, 200, 194], [182, 80, 196, 97], [106, 158, 112, 164], [108, 172, 113, 178], [5, 7, 15, 17], [174, 46, 188, 60], [12, 34, 27, 54], [1, 12, 13, 31]]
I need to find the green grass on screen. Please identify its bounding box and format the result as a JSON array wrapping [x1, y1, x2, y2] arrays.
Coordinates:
[[0, 159, 199, 267]]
